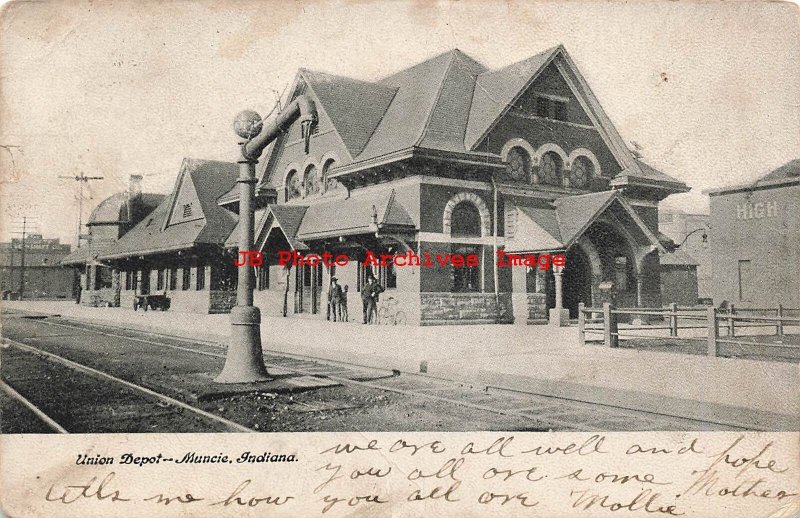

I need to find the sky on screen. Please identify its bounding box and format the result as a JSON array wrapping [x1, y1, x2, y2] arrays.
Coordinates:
[[1, 0, 799, 244]]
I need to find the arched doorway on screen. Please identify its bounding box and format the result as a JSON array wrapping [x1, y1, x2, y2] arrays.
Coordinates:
[[563, 246, 593, 318]]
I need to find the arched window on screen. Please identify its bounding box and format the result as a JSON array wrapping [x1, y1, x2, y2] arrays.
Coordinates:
[[505, 146, 532, 183], [450, 202, 482, 237], [304, 164, 320, 196], [450, 201, 481, 292], [570, 155, 594, 189], [322, 159, 338, 192], [539, 151, 563, 186], [285, 170, 301, 201]]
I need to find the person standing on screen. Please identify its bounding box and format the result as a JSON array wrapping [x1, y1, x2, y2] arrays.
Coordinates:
[[339, 285, 349, 322], [329, 277, 342, 322], [361, 275, 384, 324]]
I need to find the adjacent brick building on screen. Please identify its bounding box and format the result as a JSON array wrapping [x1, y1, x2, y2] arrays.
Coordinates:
[[0, 234, 74, 299], [707, 159, 800, 308]]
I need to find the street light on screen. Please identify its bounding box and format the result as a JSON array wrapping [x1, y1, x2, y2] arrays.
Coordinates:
[[215, 99, 317, 384], [214, 110, 271, 383]]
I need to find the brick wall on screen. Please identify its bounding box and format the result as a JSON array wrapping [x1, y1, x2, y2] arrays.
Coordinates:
[[420, 292, 512, 325]]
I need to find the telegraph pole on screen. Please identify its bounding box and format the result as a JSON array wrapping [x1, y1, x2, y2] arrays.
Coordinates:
[[59, 173, 104, 244], [10, 217, 37, 300]]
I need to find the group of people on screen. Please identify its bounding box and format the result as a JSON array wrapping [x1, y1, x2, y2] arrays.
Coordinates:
[[327, 275, 384, 324]]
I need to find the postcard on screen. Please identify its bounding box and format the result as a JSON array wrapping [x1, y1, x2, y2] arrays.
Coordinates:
[[1, 0, 798, 516]]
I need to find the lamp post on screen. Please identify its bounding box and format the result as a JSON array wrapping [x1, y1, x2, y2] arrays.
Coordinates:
[[214, 110, 272, 383], [214, 100, 316, 384]]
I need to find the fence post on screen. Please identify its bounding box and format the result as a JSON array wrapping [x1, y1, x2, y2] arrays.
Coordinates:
[[776, 304, 784, 338], [669, 303, 678, 337], [603, 303, 618, 348], [707, 306, 718, 357], [578, 302, 586, 345], [727, 303, 735, 337]]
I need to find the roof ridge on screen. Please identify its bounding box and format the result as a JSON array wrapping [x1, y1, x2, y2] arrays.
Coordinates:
[[413, 50, 458, 147]]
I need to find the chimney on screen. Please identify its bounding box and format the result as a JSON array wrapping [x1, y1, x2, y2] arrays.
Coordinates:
[[129, 174, 143, 200], [126, 174, 143, 224]]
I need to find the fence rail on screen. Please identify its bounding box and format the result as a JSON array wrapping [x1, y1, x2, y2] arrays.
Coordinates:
[[578, 302, 800, 356]]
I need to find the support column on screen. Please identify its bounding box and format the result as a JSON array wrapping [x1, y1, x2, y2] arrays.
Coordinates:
[[632, 273, 648, 326], [511, 264, 527, 326], [549, 264, 569, 326]]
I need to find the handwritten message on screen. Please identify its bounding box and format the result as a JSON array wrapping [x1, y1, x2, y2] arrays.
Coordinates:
[[1, 432, 797, 517]]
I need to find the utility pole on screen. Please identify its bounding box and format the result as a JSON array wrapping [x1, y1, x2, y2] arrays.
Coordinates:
[[59, 173, 104, 245], [10, 217, 37, 300]]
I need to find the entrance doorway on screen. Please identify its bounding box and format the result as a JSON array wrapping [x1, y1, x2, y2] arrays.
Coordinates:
[[563, 246, 593, 318]]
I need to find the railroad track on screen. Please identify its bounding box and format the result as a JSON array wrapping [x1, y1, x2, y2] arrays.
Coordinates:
[[1, 310, 746, 433]]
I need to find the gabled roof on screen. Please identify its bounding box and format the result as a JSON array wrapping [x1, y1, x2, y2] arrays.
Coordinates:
[[256, 47, 686, 194], [296, 189, 415, 241], [100, 159, 238, 259], [505, 191, 666, 254], [301, 69, 397, 158], [465, 47, 559, 149], [225, 204, 309, 251], [757, 158, 800, 184]]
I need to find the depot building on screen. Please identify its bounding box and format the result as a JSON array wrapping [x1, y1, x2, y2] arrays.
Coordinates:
[[65, 46, 690, 325]]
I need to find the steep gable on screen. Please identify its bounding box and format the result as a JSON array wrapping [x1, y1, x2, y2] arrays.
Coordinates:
[[166, 171, 205, 226]]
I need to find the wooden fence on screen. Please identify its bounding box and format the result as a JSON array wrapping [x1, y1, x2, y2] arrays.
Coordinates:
[[578, 303, 800, 357]]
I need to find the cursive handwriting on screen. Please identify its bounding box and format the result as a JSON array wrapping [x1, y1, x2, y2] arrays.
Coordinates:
[[45, 472, 131, 504]]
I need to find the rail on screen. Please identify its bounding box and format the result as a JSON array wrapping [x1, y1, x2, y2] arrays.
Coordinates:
[[578, 302, 799, 356]]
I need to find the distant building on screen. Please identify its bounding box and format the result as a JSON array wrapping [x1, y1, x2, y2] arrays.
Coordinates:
[[707, 159, 800, 308], [0, 234, 74, 299], [659, 207, 711, 301], [61, 175, 165, 307]]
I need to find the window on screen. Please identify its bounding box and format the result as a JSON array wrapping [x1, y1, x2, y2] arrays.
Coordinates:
[[196, 266, 205, 290], [182, 203, 193, 218], [84, 265, 91, 289], [140, 269, 150, 294], [304, 164, 320, 196], [257, 266, 269, 290], [285, 170, 301, 201], [553, 101, 567, 121], [182, 267, 191, 290], [505, 147, 531, 183], [536, 97, 550, 117], [569, 156, 593, 189], [357, 261, 374, 292], [451, 202, 482, 237], [452, 244, 480, 292], [125, 271, 137, 291], [169, 267, 178, 290], [738, 260, 753, 302], [376, 262, 397, 289], [94, 266, 113, 290], [322, 159, 338, 192], [539, 152, 563, 186], [156, 268, 165, 291]]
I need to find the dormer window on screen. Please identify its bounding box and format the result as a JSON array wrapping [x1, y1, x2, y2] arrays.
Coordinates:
[[534, 95, 568, 122], [535, 97, 549, 117]]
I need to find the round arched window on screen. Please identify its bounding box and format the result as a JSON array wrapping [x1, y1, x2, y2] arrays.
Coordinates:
[[451, 202, 482, 237], [304, 165, 320, 196], [285, 170, 301, 201], [539, 152, 563, 186], [322, 159, 338, 192], [505, 147, 531, 183], [570, 156, 594, 188]]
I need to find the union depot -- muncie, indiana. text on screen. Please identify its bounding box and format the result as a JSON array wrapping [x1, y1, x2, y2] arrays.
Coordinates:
[[62, 45, 689, 326]]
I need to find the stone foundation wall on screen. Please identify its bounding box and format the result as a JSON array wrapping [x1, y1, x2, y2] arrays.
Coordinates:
[[527, 293, 548, 322], [209, 290, 236, 314], [420, 292, 512, 325]]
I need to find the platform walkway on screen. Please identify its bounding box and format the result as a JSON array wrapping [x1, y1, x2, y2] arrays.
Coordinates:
[[2, 300, 797, 430]]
